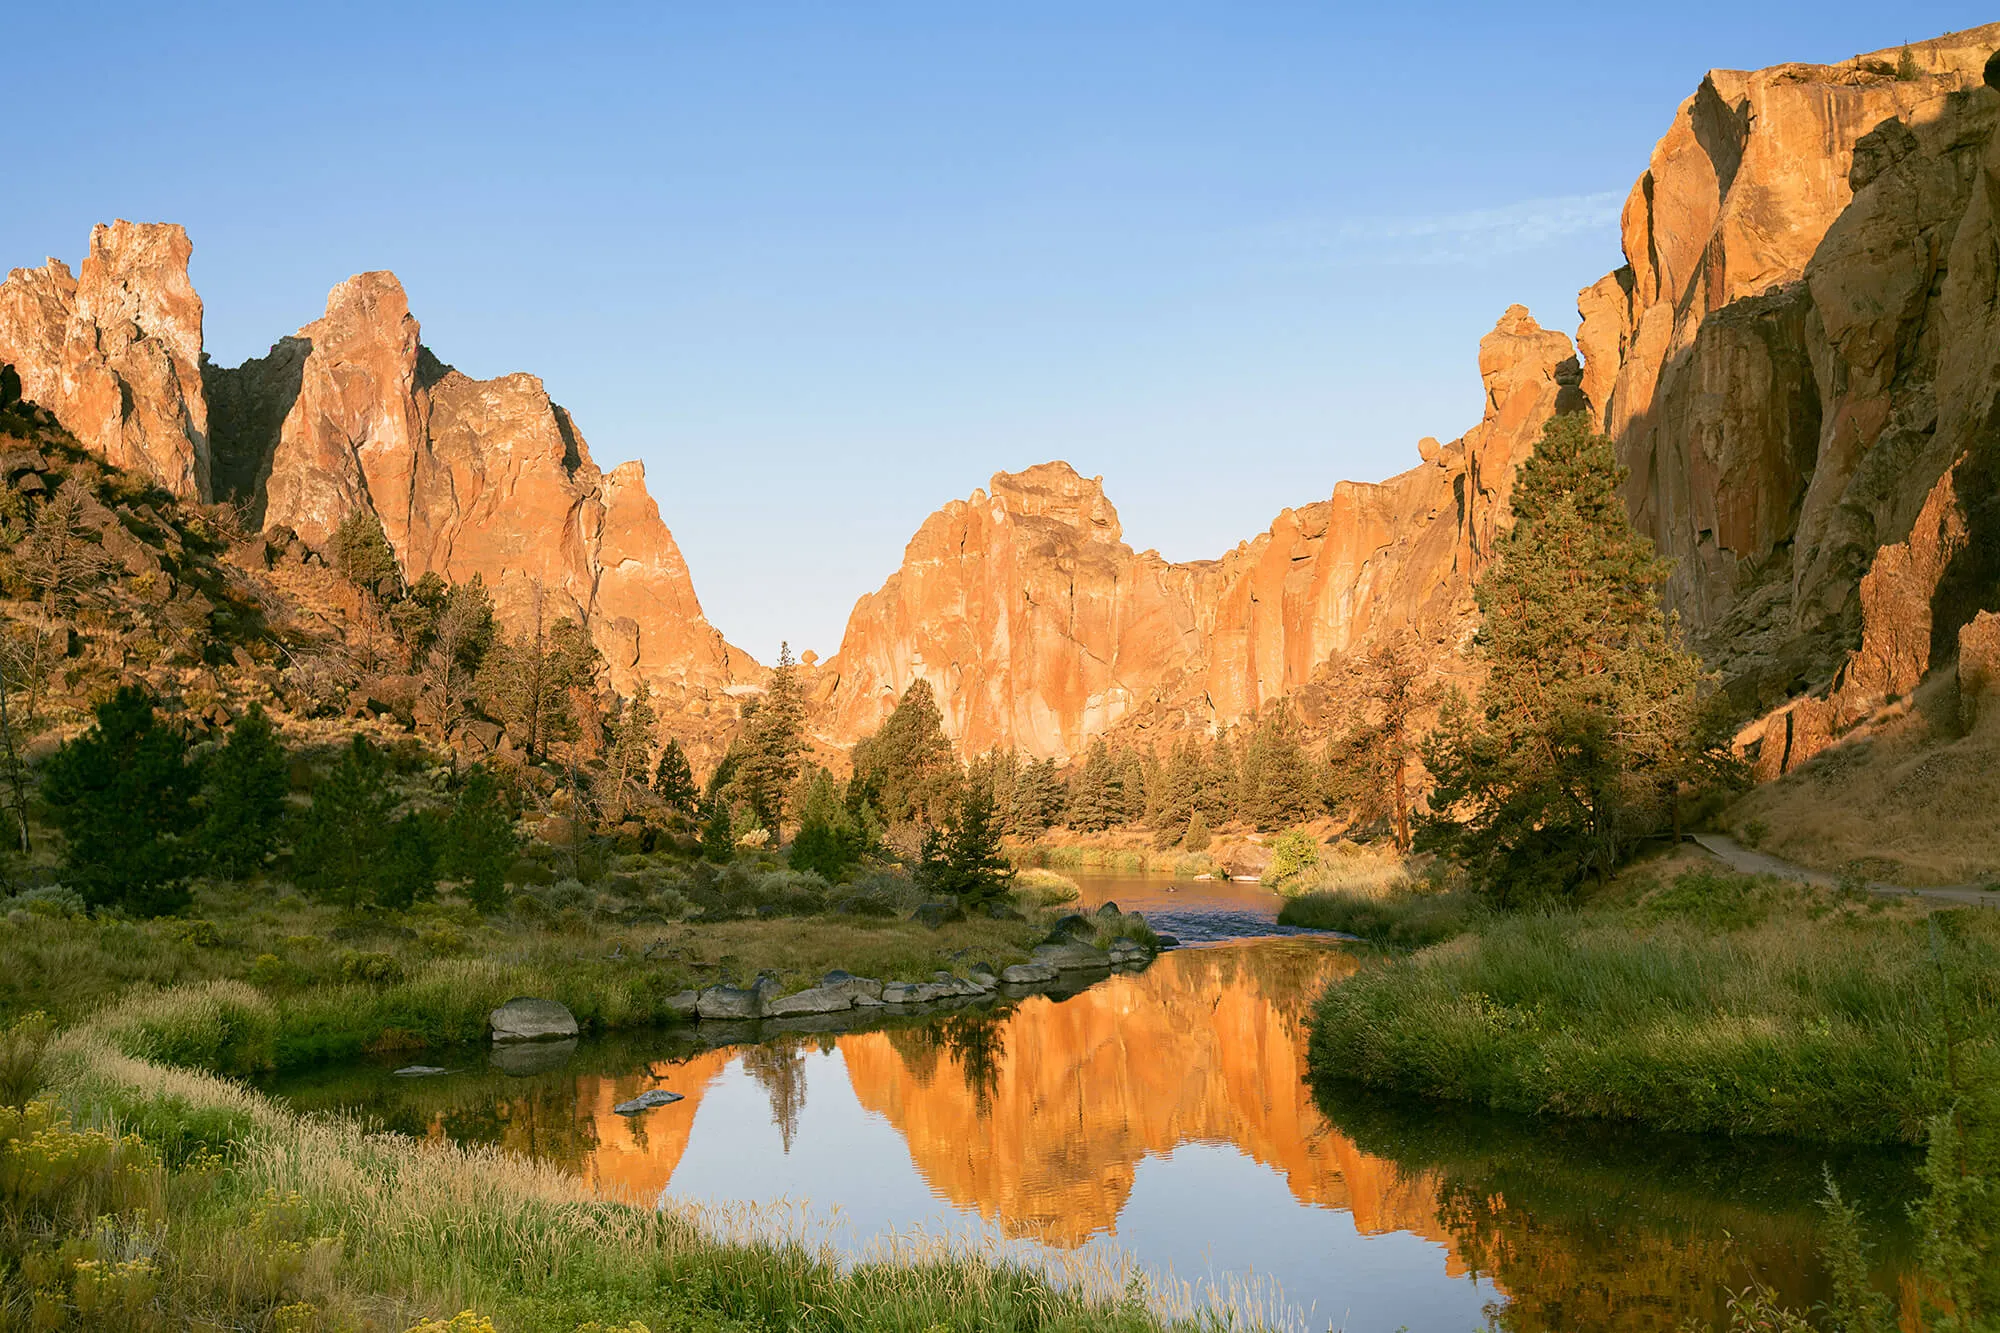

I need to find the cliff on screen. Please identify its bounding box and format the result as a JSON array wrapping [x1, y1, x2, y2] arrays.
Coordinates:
[[1576, 23, 2000, 773], [820, 307, 1582, 757], [0, 225, 755, 722]]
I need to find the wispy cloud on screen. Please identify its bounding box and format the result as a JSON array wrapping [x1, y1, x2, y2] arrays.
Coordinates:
[[1263, 190, 1624, 267]]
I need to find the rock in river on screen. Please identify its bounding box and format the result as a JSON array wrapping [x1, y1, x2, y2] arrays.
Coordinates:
[[489, 996, 580, 1043], [1032, 940, 1113, 971], [697, 977, 779, 1020], [614, 1088, 685, 1116], [393, 1065, 447, 1077], [1001, 961, 1060, 984]]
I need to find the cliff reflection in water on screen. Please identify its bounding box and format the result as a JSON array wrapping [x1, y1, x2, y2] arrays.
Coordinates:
[[560, 940, 1458, 1259]]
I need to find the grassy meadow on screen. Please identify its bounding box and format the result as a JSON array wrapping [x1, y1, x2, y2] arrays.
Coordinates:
[[1303, 850, 2000, 1144]]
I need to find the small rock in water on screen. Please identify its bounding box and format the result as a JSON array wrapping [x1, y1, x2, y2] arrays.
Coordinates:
[[613, 1088, 685, 1116], [394, 1065, 447, 1077], [489, 996, 580, 1043], [1095, 901, 1121, 918], [1155, 934, 1181, 949]]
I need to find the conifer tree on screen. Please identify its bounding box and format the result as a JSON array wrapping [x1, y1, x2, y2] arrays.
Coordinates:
[[700, 796, 735, 862], [199, 704, 289, 878], [331, 510, 402, 603], [443, 766, 517, 913], [737, 643, 807, 831], [849, 678, 958, 827], [601, 683, 658, 823], [1204, 733, 1240, 825], [1241, 702, 1319, 830], [1065, 739, 1122, 832], [476, 585, 600, 762], [1183, 808, 1211, 853], [41, 686, 199, 916], [651, 737, 700, 815], [915, 785, 1013, 905], [789, 767, 865, 880], [293, 735, 402, 908], [1421, 414, 1727, 902]]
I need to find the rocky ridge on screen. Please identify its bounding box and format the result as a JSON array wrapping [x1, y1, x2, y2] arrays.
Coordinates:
[[0, 229, 755, 728], [819, 307, 1583, 757]]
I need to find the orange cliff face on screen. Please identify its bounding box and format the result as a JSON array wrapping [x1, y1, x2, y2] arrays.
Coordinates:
[[1574, 24, 2000, 769], [836, 946, 1461, 1264], [0, 221, 210, 498], [193, 267, 758, 719], [818, 307, 1583, 758]]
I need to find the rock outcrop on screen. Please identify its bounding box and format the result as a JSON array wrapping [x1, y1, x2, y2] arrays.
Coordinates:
[[0, 222, 209, 497], [204, 270, 753, 706], [820, 307, 1582, 757], [1576, 24, 2000, 772]]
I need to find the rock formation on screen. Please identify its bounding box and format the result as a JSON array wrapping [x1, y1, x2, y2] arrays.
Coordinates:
[[1576, 24, 2000, 772], [202, 270, 754, 707], [820, 307, 1582, 757], [0, 222, 209, 497]]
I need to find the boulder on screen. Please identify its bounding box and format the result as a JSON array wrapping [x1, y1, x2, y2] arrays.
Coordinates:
[[489, 996, 579, 1044], [1045, 914, 1097, 944], [818, 971, 885, 1002], [393, 1065, 447, 1077], [1095, 901, 1121, 917], [765, 983, 856, 1017], [663, 990, 700, 1020], [1031, 940, 1113, 972], [912, 900, 965, 929], [696, 981, 773, 1020], [613, 1089, 685, 1116], [1001, 961, 1060, 984]]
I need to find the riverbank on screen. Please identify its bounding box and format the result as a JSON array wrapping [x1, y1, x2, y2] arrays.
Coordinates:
[[1300, 848, 2000, 1145], [0, 865, 1245, 1331]]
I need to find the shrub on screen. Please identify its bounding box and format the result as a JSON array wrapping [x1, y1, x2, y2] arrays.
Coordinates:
[[1262, 829, 1322, 891], [339, 952, 406, 986]]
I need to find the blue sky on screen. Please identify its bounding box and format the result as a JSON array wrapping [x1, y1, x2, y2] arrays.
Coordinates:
[[6, 3, 1988, 659]]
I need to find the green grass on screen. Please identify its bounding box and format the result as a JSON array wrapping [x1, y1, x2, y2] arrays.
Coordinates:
[[3, 1027, 1239, 1331], [1305, 868, 2000, 1145], [1276, 888, 1479, 949]]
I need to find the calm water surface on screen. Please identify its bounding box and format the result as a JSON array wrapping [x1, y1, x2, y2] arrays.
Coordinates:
[[274, 873, 1920, 1332]]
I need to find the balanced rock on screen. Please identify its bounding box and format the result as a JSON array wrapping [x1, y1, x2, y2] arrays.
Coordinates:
[[489, 996, 579, 1044]]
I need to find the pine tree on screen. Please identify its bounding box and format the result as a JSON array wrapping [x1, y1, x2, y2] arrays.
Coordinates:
[[1183, 808, 1211, 853], [601, 683, 658, 823], [700, 796, 735, 862], [293, 735, 416, 909], [199, 704, 289, 878], [1241, 702, 1319, 830], [443, 766, 517, 913], [1421, 413, 1728, 903], [331, 510, 402, 603], [849, 678, 958, 827], [737, 643, 807, 831], [1065, 739, 1121, 832], [1345, 631, 1440, 851], [417, 577, 494, 738], [914, 785, 1013, 905], [476, 584, 600, 762], [789, 767, 864, 880], [1204, 733, 1240, 825], [652, 737, 700, 814], [40, 686, 199, 916]]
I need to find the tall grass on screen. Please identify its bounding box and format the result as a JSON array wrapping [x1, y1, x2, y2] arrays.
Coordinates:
[[11, 1016, 1287, 1331], [1307, 883, 2000, 1144], [1276, 889, 1478, 949]]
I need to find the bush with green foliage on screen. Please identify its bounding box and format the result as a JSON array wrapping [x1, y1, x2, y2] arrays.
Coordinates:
[[915, 786, 1013, 905], [1262, 829, 1322, 891], [40, 686, 200, 917], [292, 736, 436, 909]]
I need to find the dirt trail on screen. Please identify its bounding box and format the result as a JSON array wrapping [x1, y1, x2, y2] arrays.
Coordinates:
[[1690, 834, 2000, 909]]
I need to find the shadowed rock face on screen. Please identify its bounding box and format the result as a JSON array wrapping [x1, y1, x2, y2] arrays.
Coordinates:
[[820, 307, 1581, 758], [0, 221, 209, 498], [1575, 22, 2000, 771], [203, 270, 754, 708]]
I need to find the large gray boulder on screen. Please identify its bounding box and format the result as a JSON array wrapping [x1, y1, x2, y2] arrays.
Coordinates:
[[1031, 940, 1113, 972], [489, 996, 580, 1043], [663, 990, 701, 1020], [912, 900, 966, 929], [819, 971, 885, 1002], [1045, 914, 1098, 945], [696, 977, 779, 1020], [766, 983, 856, 1017], [1001, 961, 1060, 984]]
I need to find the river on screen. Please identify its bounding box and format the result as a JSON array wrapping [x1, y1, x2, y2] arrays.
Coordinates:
[[270, 872, 1921, 1331]]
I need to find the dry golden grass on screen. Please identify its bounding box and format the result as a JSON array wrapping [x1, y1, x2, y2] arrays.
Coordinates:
[[1730, 673, 2000, 886]]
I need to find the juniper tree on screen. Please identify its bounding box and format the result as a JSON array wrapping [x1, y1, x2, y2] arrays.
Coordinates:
[[477, 584, 599, 762], [40, 686, 199, 916], [652, 737, 700, 814], [199, 704, 289, 878], [1420, 413, 1728, 903], [443, 766, 517, 913], [331, 510, 402, 603]]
